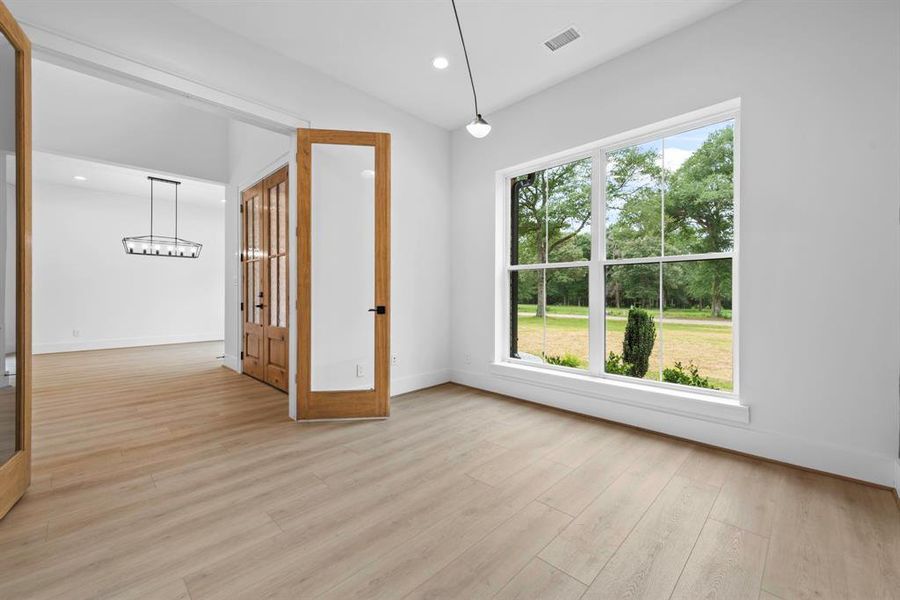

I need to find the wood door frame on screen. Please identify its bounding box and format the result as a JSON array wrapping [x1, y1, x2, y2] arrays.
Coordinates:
[[0, 0, 32, 520], [296, 129, 390, 420]]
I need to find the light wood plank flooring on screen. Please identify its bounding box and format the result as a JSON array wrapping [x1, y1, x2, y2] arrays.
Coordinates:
[[0, 342, 897, 599]]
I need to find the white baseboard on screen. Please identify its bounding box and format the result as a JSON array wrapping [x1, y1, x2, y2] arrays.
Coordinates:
[[223, 354, 241, 373], [391, 369, 451, 397], [34, 333, 224, 354], [450, 368, 896, 488], [894, 458, 900, 497]]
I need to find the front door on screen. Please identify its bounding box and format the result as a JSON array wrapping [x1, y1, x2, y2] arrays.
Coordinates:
[[297, 129, 390, 420], [241, 166, 289, 392]]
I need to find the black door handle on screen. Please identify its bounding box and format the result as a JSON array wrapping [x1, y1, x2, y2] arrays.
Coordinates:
[[368, 306, 386, 314], [255, 303, 265, 309]]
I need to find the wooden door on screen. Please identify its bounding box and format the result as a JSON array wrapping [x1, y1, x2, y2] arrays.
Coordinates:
[[241, 166, 289, 392], [241, 182, 265, 382], [0, 0, 31, 520], [297, 129, 390, 420], [261, 167, 289, 390]]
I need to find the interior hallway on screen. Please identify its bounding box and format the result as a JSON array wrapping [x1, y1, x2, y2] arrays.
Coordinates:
[[0, 342, 896, 599]]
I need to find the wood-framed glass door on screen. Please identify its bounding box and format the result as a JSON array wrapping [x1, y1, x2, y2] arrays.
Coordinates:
[[297, 129, 390, 420], [0, 0, 31, 521], [241, 165, 289, 392], [262, 167, 289, 390]]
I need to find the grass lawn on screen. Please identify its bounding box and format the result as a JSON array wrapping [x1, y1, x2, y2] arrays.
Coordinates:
[[515, 314, 732, 391], [518, 304, 731, 321]]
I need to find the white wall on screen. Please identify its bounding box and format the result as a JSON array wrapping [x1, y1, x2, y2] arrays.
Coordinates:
[[10, 0, 454, 403], [0, 37, 12, 156], [450, 1, 900, 486], [0, 43, 15, 371], [33, 181, 225, 353], [33, 61, 230, 183]]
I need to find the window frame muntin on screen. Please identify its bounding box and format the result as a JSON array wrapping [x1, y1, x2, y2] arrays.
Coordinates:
[[499, 101, 740, 398]]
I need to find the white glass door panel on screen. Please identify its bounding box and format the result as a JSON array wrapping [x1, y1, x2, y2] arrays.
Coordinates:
[[310, 144, 375, 391]]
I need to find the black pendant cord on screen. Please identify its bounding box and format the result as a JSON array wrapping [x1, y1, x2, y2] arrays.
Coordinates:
[[450, 0, 480, 117], [149, 178, 154, 242], [175, 181, 178, 243]]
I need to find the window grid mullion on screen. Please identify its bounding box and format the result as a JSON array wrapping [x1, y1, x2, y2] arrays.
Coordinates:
[[600, 251, 733, 267], [659, 137, 666, 382], [589, 149, 605, 376]]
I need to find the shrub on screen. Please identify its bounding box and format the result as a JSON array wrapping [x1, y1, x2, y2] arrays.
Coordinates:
[[622, 307, 656, 378], [604, 352, 632, 375], [544, 353, 582, 368], [663, 361, 717, 389]]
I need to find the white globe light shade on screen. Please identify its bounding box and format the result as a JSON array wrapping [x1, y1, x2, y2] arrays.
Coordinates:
[[466, 114, 491, 138]]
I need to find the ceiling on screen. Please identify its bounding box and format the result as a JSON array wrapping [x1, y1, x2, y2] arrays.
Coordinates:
[[174, 0, 740, 129], [31, 152, 226, 205]]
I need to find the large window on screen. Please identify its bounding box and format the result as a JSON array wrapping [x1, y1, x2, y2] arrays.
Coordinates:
[[507, 112, 737, 393]]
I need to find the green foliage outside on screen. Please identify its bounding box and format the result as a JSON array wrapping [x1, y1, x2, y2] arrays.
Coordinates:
[[604, 126, 733, 317], [604, 352, 632, 375], [513, 159, 591, 317], [513, 121, 735, 390], [663, 361, 716, 389], [514, 314, 731, 389], [622, 308, 656, 378], [544, 353, 582, 368], [514, 126, 735, 322]]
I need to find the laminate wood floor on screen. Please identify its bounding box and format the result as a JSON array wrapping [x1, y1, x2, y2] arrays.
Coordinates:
[[0, 342, 897, 599]]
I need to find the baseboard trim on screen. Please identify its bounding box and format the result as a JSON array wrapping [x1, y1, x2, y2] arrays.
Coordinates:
[[450, 368, 896, 488], [34, 333, 224, 354], [391, 369, 451, 397], [894, 458, 900, 504], [223, 354, 241, 373]]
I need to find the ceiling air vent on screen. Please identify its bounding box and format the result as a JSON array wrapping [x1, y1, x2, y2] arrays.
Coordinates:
[[544, 27, 580, 52]]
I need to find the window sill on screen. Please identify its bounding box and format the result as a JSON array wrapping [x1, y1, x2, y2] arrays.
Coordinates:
[[488, 361, 749, 425]]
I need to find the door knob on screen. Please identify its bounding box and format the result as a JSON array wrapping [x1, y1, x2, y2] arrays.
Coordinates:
[[368, 306, 386, 314]]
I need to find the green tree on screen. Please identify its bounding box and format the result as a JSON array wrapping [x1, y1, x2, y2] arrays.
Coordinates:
[[665, 127, 734, 316], [515, 158, 591, 317], [605, 146, 663, 307], [622, 308, 656, 378]]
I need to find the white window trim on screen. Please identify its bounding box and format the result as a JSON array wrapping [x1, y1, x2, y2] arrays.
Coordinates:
[[493, 98, 745, 423]]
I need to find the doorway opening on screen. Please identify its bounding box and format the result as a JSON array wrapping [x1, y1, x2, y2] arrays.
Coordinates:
[[32, 151, 227, 356]]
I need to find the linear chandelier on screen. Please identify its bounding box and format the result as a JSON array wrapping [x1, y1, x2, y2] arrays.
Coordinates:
[[122, 176, 202, 258]]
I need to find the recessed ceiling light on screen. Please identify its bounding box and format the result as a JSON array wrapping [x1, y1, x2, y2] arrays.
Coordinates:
[[432, 56, 449, 70], [73, 175, 87, 181]]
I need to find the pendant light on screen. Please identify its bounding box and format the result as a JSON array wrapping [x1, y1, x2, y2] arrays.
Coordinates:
[[122, 176, 203, 258], [451, 0, 491, 139]]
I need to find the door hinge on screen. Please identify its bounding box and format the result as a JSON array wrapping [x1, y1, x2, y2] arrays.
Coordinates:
[[239, 204, 243, 213], [240, 301, 244, 311], [240, 351, 244, 360]]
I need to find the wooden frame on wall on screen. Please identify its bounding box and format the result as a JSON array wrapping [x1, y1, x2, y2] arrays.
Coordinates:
[[296, 128, 391, 420], [0, 0, 32, 520]]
